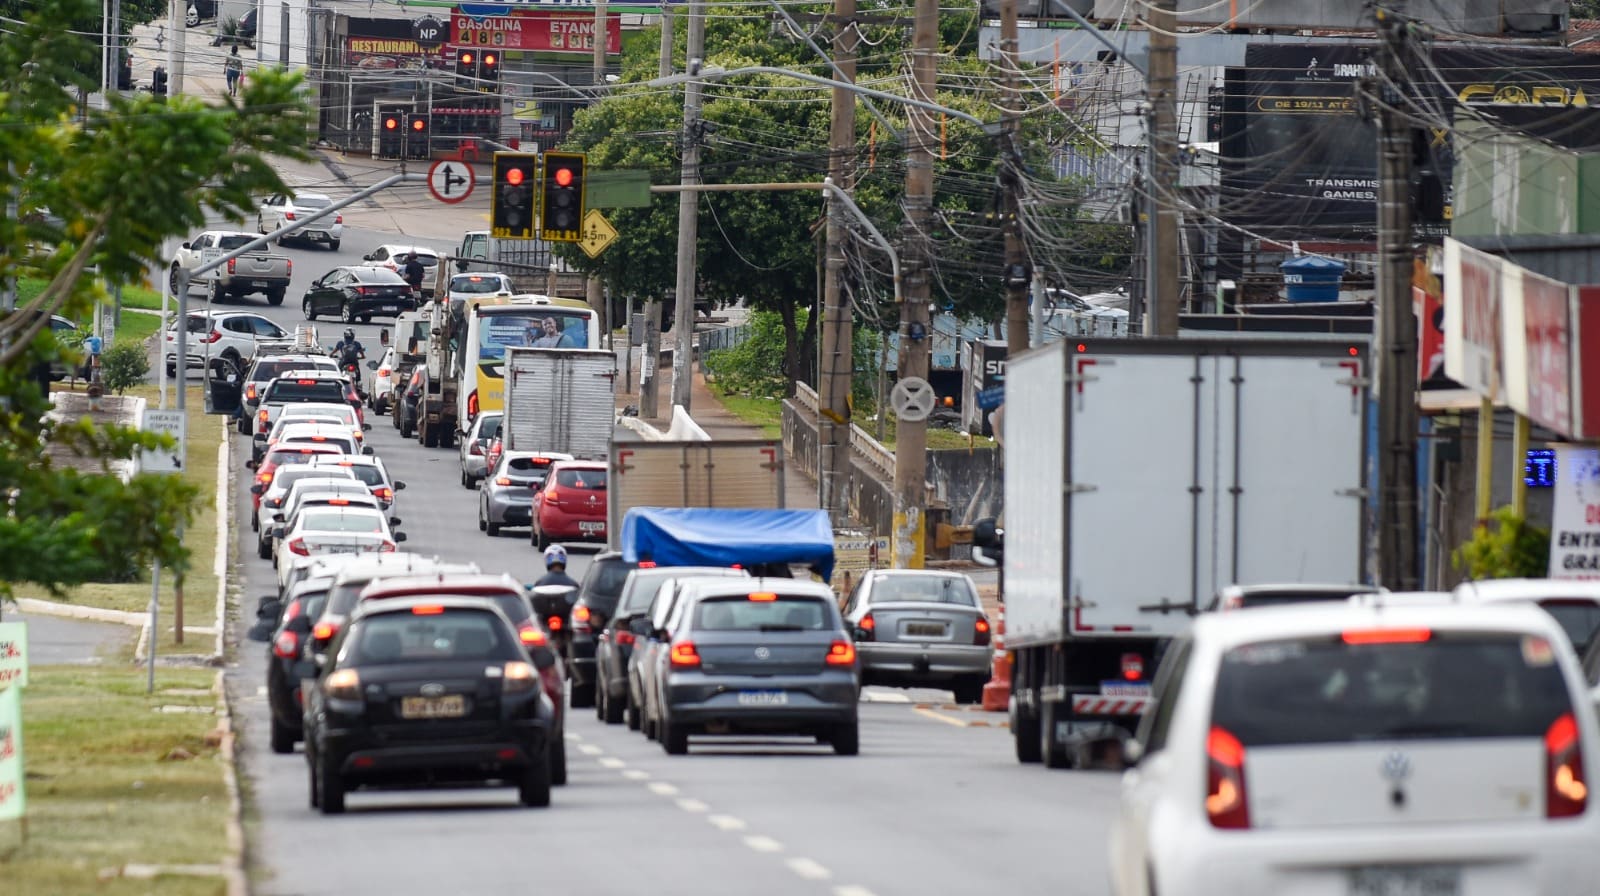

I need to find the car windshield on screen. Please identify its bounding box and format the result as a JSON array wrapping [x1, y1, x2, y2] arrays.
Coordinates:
[[302, 512, 385, 533], [345, 610, 517, 665], [1212, 632, 1574, 747], [452, 275, 505, 294], [870, 575, 977, 606], [554, 468, 605, 490], [479, 309, 591, 354], [265, 380, 345, 402], [693, 595, 832, 632]]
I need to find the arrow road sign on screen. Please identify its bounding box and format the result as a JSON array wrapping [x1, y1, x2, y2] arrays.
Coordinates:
[[427, 159, 475, 205], [578, 208, 619, 258]]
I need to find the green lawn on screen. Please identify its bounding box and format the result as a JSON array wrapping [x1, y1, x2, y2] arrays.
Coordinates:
[[18, 277, 166, 313], [6, 666, 229, 896]]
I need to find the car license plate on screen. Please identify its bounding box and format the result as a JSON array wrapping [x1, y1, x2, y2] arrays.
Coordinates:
[[323, 545, 361, 554], [904, 621, 947, 637], [250, 280, 270, 288], [400, 695, 466, 719], [1348, 866, 1460, 896], [381, 305, 397, 312], [1100, 681, 1151, 698], [579, 521, 605, 534], [736, 690, 788, 707]]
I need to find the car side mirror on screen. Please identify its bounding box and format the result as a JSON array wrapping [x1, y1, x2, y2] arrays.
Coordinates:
[[362, 446, 375, 456], [454, 259, 468, 272], [272, 513, 285, 522], [366, 360, 378, 370], [363, 423, 373, 432], [244, 459, 257, 470], [394, 481, 406, 490], [181, 241, 191, 250], [389, 516, 402, 527], [271, 525, 285, 538], [528, 645, 557, 671], [1121, 737, 1145, 769], [394, 532, 408, 543]]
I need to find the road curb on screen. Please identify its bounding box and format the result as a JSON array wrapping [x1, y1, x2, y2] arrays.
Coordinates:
[[13, 597, 146, 626], [212, 418, 247, 895]]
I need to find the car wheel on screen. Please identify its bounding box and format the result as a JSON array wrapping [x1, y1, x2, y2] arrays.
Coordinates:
[[257, 535, 271, 560], [831, 720, 860, 756], [303, 299, 317, 321], [360, 315, 372, 324], [486, 520, 501, 537], [643, 712, 658, 742], [549, 736, 567, 787], [952, 678, 985, 706], [478, 500, 488, 532], [249, 511, 259, 533], [237, 416, 251, 436], [603, 688, 625, 725], [341, 303, 357, 324], [269, 715, 295, 755], [534, 525, 550, 551], [660, 717, 689, 755], [207, 278, 222, 303], [422, 419, 440, 449], [329, 239, 341, 251], [1041, 700, 1072, 769], [461, 469, 472, 489], [266, 289, 285, 307], [307, 752, 321, 809], [317, 757, 346, 814], [570, 680, 594, 709], [169, 265, 182, 295], [625, 701, 641, 731], [1012, 695, 1043, 764], [518, 752, 552, 807], [186, 5, 200, 27]]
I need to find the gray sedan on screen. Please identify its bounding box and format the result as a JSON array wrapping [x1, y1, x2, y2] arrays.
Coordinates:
[[478, 450, 569, 536], [841, 570, 992, 704], [651, 578, 860, 756]]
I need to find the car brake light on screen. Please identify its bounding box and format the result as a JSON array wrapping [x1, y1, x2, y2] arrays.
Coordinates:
[[975, 617, 992, 647], [379, 541, 397, 553], [296, 379, 316, 385], [532, 457, 552, 466], [518, 623, 547, 646], [638, 561, 657, 569], [286, 258, 292, 275], [1206, 726, 1250, 829], [1546, 712, 1588, 817], [245, 383, 258, 401], [259, 409, 270, 425], [856, 612, 875, 641], [502, 661, 538, 694], [312, 621, 339, 642], [284, 211, 297, 220], [335, 214, 343, 224], [825, 640, 856, 665], [1341, 628, 1432, 645], [670, 641, 700, 668], [284, 599, 303, 621], [323, 668, 360, 700], [373, 487, 393, 502], [378, 367, 390, 377], [467, 390, 479, 418], [287, 538, 309, 556], [546, 615, 563, 631], [574, 605, 591, 623], [545, 487, 561, 506], [495, 476, 512, 486], [355, 286, 372, 296], [256, 471, 273, 486], [206, 330, 223, 343], [469, 441, 483, 456], [748, 592, 777, 602], [616, 630, 637, 647], [272, 630, 299, 659], [227, 258, 236, 274], [1120, 652, 1143, 681], [411, 605, 444, 615]]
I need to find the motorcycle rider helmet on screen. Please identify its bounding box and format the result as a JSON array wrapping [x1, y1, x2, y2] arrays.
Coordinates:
[[343, 327, 355, 341], [543, 544, 568, 570]]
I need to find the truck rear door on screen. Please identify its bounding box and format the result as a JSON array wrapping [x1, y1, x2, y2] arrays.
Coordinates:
[[606, 442, 786, 550]]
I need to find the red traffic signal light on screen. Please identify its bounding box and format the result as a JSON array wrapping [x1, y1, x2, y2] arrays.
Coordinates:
[[506, 168, 525, 186], [539, 151, 587, 243], [384, 116, 399, 130], [411, 118, 426, 132], [482, 52, 497, 68], [553, 167, 573, 187], [460, 50, 475, 66]]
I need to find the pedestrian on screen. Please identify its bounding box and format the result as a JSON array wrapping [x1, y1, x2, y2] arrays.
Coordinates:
[[401, 252, 426, 297], [224, 45, 243, 97]]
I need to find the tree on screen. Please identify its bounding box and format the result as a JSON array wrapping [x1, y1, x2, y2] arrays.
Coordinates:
[[0, 0, 312, 598]]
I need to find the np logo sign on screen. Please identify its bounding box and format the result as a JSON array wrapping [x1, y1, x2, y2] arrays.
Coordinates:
[[412, 15, 446, 47]]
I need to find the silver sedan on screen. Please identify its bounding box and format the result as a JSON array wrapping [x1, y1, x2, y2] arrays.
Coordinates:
[[840, 570, 993, 704], [478, 450, 570, 536]]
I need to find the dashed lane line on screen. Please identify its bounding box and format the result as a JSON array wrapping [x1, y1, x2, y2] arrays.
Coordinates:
[[622, 768, 651, 780], [578, 744, 605, 755], [834, 887, 879, 896], [647, 781, 680, 797], [744, 835, 784, 854], [598, 757, 626, 769], [676, 797, 709, 813], [912, 707, 970, 728], [708, 814, 747, 832], [787, 858, 832, 881]]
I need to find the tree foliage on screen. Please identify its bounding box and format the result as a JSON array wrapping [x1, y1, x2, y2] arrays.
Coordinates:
[[0, 0, 312, 597]]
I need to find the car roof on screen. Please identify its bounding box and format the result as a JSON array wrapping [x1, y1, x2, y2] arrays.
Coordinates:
[[276, 422, 355, 435], [286, 574, 339, 600], [294, 506, 386, 523], [264, 445, 342, 459], [272, 468, 354, 484], [551, 460, 605, 471], [377, 244, 438, 255], [351, 594, 508, 624], [269, 371, 347, 383], [1186, 598, 1570, 651], [359, 573, 524, 601], [309, 455, 382, 469], [867, 569, 973, 583], [679, 577, 833, 602], [630, 566, 747, 584], [1454, 579, 1600, 602], [502, 450, 574, 462], [290, 485, 378, 501], [290, 191, 332, 202]]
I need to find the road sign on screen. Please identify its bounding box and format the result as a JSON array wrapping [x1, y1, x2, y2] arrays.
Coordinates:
[[427, 159, 474, 204], [890, 376, 936, 422], [976, 385, 1005, 411], [579, 208, 619, 258], [139, 409, 186, 474]]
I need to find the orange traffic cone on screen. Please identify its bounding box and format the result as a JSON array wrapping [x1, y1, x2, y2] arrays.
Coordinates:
[[981, 604, 1011, 712]]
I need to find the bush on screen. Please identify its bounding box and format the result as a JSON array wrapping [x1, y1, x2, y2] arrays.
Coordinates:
[[100, 341, 150, 395], [1453, 505, 1551, 580]]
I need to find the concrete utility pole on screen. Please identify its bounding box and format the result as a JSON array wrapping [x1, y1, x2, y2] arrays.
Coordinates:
[[1145, 0, 1180, 336], [1372, 12, 1421, 588], [170, 0, 185, 96], [640, 8, 675, 420], [891, 0, 938, 569], [670, 0, 707, 411], [1000, 0, 1030, 355], [589, 0, 608, 339], [818, 0, 858, 523]]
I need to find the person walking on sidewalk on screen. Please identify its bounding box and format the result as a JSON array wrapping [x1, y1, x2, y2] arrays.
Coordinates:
[[224, 46, 243, 97]]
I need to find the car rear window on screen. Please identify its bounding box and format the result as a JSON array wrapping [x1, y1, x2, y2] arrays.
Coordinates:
[[266, 381, 346, 402], [273, 469, 353, 491], [281, 436, 355, 454], [555, 469, 605, 490], [302, 511, 385, 533], [265, 449, 337, 467], [346, 610, 518, 665], [620, 569, 743, 615], [296, 196, 331, 209], [870, 575, 976, 606], [506, 458, 552, 477], [452, 275, 505, 294], [1212, 631, 1574, 747], [693, 595, 833, 632], [316, 462, 384, 487], [479, 417, 502, 440], [217, 235, 257, 251]]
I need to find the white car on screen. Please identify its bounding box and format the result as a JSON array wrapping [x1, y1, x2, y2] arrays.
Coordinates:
[[306, 455, 405, 513], [362, 245, 440, 279], [446, 272, 513, 302], [264, 484, 387, 561], [164, 310, 288, 376], [258, 191, 342, 249], [1110, 596, 1600, 896], [367, 348, 398, 414], [272, 422, 366, 459], [273, 505, 404, 589], [458, 410, 503, 489], [255, 403, 367, 462], [253, 466, 356, 537], [1454, 578, 1600, 654]]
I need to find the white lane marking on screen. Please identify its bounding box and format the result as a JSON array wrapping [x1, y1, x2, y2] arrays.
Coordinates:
[[708, 814, 746, 832], [578, 744, 604, 756], [676, 797, 708, 813], [565, 731, 583, 742], [647, 781, 679, 796], [744, 835, 783, 853], [787, 858, 832, 881], [255, 686, 267, 697], [622, 769, 650, 780], [597, 757, 626, 769], [834, 887, 878, 896], [859, 689, 911, 704]]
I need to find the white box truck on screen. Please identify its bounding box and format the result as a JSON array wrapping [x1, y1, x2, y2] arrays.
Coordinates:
[[502, 347, 617, 459], [995, 337, 1370, 768], [606, 440, 787, 551]]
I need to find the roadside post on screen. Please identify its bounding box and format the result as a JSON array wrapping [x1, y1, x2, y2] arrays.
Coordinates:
[[0, 622, 28, 842]]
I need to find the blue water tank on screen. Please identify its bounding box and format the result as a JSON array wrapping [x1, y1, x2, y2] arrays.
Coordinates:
[[1280, 255, 1346, 303]]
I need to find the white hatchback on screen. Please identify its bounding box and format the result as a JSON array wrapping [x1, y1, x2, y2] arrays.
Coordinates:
[[1110, 598, 1600, 896]]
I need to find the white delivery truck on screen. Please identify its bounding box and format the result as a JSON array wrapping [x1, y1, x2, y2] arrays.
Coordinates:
[[605, 440, 787, 551], [993, 337, 1370, 768], [501, 346, 617, 459]]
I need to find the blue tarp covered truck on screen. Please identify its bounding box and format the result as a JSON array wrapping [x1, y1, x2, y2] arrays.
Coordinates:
[[619, 507, 836, 581]]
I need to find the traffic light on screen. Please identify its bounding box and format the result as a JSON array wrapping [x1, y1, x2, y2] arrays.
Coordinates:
[[478, 51, 500, 91], [455, 48, 478, 90], [539, 151, 587, 243], [492, 152, 539, 240], [151, 66, 168, 97], [377, 106, 407, 160], [404, 113, 430, 161]]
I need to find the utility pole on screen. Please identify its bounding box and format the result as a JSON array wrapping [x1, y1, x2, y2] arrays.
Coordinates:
[[1372, 11, 1421, 588], [891, 0, 938, 569], [1145, 0, 1180, 336], [640, 9, 675, 420], [589, 0, 608, 343], [1000, 0, 1029, 355], [169, 0, 185, 96], [670, 0, 706, 411], [818, 0, 858, 523]]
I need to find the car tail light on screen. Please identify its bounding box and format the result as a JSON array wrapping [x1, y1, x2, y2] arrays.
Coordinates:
[[272, 630, 299, 659], [638, 561, 657, 569], [286, 259, 292, 275], [469, 441, 483, 456], [1341, 628, 1432, 645], [258, 409, 270, 426], [1206, 726, 1250, 829], [378, 541, 397, 553], [284, 211, 297, 220], [670, 641, 701, 668], [378, 367, 390, 377], [1546, 712, 1588, 818], [255, 470, 273, 486], [226, 258, 236, 274], [546, 615, 563, 632], [502, 661, 538, 694], [206, 330, 223, 343], [287, 538, 309, 556], [323, 668, 360, 700], [467, 390, 479, 419], [312, 621, 339, 642], [573, 605, 591, 633], [825, 640, 856, 666], [616, 630, 637, 647], [856, 612, 875, 641], [355, 286, 372, 296], [532, 457, 552, 466], [975, 617, 992, 647], [495, 476, 512, 486], [1120, 652, 1143, 681], [335, 214, 343, 224], [518, 623, 547, 647], [373, 487, 393, 502], [545, 487, 562, 506], [245, 383, 258, 401]]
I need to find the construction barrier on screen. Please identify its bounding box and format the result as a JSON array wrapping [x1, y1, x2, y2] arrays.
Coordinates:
[[981, 603, 1010, 712]]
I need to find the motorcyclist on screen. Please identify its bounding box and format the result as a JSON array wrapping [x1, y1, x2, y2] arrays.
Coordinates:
[[534, 544, 580, 592], [331, 328, 365, 369]]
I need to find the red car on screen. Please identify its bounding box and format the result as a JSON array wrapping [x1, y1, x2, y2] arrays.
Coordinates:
[[247, 444, 343, 512], [532, 460, 607, 549]]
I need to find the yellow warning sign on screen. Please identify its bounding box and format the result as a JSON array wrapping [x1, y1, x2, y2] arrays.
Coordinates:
[[578, 209, 618, 258]]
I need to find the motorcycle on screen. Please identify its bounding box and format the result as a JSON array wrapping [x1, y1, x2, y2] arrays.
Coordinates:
[[529, 583, 579, 659]]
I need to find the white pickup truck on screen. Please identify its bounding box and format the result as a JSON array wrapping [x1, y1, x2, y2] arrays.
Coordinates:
[[170, 230, 294, 305]]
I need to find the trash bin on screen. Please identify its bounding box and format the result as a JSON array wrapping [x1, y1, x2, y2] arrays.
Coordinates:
[[1280, 255, 1346, 303]]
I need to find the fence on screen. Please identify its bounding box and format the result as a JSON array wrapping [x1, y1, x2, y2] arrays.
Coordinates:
[[697, 323, 751, 356]]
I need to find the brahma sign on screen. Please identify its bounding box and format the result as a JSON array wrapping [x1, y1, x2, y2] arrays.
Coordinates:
[[453, 11, 622, 54]]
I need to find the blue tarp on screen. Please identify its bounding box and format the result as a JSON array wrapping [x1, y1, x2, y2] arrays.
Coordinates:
[[620, 507, 836, 581]]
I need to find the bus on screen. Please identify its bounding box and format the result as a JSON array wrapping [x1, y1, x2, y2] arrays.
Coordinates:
[[457, 295, 601, 424]]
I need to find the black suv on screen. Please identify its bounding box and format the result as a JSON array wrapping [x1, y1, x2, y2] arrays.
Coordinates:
[[303, 596, 557, 814], [566, 552, 637, 709]]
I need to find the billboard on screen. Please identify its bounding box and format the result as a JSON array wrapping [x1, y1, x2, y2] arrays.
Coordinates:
[[1548, 445, 1600, 581], [452, 9, 622, 54], [1442, 238, 1504, 401], [1574, 287, 1600, 441], [1502, 269, 1572, 437]]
